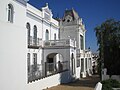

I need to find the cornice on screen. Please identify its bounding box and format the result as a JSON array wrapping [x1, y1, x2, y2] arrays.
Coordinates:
[[14, 0, 28, 6]]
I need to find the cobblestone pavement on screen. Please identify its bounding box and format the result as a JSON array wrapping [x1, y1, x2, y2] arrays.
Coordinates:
[[45, 75, 100, 90]]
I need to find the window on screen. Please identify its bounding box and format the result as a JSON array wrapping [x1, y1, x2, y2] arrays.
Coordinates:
[[54, 33, 56, 40], [80, 35, 84, 50], [81, 58, 84, 72], [71, 53, 75, 75], [8, 4, 14, 23], [27, 53, 30, 83], [26, 23, 31, 45], [45, 29, 49, 40], [85, 58, 87, 70], [67, 19, 70, 22], [33, 53, 37, 72], [33, 25, 37, 45], [77, 59, 80, 67], [27, 53, 30, 73]]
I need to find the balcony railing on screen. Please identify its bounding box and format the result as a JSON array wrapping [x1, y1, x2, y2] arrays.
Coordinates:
[[43, 39, 76, 48], [28, 36, 42, 49], [76, 49, 91, 58], [28, 38, 76, 49], [28, 61, 69, 83], [46, 61, 69, 76]]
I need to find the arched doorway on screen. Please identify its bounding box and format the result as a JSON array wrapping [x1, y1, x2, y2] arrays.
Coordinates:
[[45, 53, 68, 75]]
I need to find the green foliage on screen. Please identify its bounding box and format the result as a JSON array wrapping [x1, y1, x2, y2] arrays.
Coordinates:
[[97, 57, 102, 79], [102, 83, 113, 90], [101, 79, 120, 90], [94, 19, 120, 75]]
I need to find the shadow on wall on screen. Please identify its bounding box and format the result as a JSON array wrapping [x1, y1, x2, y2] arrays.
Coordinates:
[[59, 53, 75, 84], [59, 70, 72, 84]]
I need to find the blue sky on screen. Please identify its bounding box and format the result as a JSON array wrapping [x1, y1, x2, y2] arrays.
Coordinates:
[[28, 0, 120, 53]]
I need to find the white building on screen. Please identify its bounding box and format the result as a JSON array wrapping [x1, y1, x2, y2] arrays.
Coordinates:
[[0, 0, 93, 90], [59, 9, 93, 77]]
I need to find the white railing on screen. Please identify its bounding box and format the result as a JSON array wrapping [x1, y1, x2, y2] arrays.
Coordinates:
[[76, 49, 89, 57], [28, 38, 76, 48], [43, 39, 76, 47]]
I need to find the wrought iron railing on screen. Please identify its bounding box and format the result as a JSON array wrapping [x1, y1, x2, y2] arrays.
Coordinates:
[[46, 61, 69, 76], [28, 36, 42, 48], [28, 64, 43, 83], [28, 61, 69, 83]]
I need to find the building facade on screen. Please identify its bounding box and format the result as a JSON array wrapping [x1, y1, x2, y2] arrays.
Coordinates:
[[0, 0, 93, 90], [59, 9, 92, 77]]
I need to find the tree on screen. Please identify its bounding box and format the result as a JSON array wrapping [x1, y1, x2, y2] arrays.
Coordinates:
[[94, 19, 120, 77]]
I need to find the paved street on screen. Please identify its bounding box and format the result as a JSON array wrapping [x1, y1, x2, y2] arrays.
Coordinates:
[[45, 75, 100, 90]]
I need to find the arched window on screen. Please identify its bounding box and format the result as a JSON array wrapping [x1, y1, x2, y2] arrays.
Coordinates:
[[8, 4, 14, 23], [26, 23, 31, 45], [33, 25, 37, 45], [45, 29, 49, 40]]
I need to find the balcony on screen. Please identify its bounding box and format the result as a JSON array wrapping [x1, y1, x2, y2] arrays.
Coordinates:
[[43, 39, 76, 48], [28, 36, 42, 49], [28, 38, 76, 49]]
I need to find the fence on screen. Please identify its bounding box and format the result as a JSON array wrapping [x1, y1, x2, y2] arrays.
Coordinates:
[[28, 61, 69, 83], [28, 36, 42, 48]]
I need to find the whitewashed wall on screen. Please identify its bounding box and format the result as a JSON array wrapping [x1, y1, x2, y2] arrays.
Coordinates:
[[0, 20, 27, 90], [51, 26, 59, 40], [26, 10, 43, 65], [0, 0, 10, 22], [76, 67, 81, 78], [27, 71, 71, 90], [60, 25, 85, 49], [26, 11, 43, 40], [0, 0, 27, 90], [60, 26, 77, 40]]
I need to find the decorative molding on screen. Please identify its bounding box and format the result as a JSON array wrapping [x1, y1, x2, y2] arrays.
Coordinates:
[[15, 0, 28, 6], [27, 9, 58, 28], [27, 10, 42, 23]]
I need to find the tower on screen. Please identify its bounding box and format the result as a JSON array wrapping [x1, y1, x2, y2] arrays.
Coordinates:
[[60, 8, 86, 50]]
